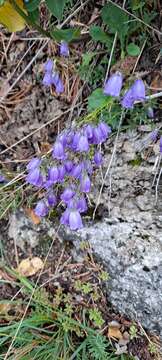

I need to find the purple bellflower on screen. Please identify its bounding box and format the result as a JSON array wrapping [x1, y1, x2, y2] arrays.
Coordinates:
[[34, 200, 48, 217], [51, 72, 64, 94], [52, 141, 66, 160], [69, 209, 83, 230], [26, 168, 43, 187], [58, 164, 66, 182], [60, 41, 69, 57], [121, 88, 134, 109], [42, 72, 52, 87], [47, 192, 57, 207], [104, 72, 123, 97], [78, 135, 89, 152], [150, 129, 158, 142], [99, 122, 111, 140], [61, 188, 75, 204], [80, 173, 91, 193], [94, 151, 103, 166], [131, 79, 145, 101], [64, 160, 73, 174], [0, 175, 5, 183], [48, 166, 59, 184], [27, 157, 41, 171], [44, 59, 53, 73], [60, 208, 70, 226], [160, 136, 162, 153], [76, 196, 87, 213], [71, 163, 83, 179]]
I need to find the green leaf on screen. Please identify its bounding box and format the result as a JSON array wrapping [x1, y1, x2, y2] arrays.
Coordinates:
[[126, 43, 140, 56], [89, 25, 110, 45], [50, 27, 80, 42], [88, 88, 109, 112], [45, 0, 66, 19], [24, 0, 40, 12], [101, 3, 129, 49], [28, 8, 39, 22]]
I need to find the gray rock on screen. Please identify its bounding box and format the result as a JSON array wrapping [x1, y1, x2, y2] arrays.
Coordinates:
[[8, 209, 57, 251]]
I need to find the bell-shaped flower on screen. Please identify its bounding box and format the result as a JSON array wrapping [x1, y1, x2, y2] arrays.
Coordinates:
[[71, 132, 81, 151], [52, 141, 66, 160], [60, 41, 69, 57], [150, 129, 158, 142], [34, 200, 48, 217], [47, 192, 57, 207], [99, 122, 111, 140], [51, 72, 64, 94], [71, 163, 83, 179], [69, 209, 83, 230], [44, 59, 53, 73], [60, 208, 70, 226], [61, 188, 75, 204], [93, 126, 104, 144], [58, 164, 66, 182], [48, 166, 59, 184], [42, 72, 52, 87], [131, 79, 145, 101], [80, 173, 91, 193], [26, 168, 43, 187], [64, 160, 73, 174], [84, 124, 94, 140], [78, 135, 89, 152], [160, 136, 162, 153], [0, 175, 5, 183], [121, 88, 134, 109], [76, 196, 87, 213], [27, 157, 41, 171], [94, 151, 103, 166], [104, 72, 123, 97]]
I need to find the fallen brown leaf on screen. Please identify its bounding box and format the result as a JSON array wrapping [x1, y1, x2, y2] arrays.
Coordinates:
[[25, 208, 41, 225], [16, 257, 43, 277], [108, 326, 123, 340], [111, 56, 137, 76]]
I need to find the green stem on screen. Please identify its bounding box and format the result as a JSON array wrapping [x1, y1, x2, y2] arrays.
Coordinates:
[[10, 0, 51, 38]]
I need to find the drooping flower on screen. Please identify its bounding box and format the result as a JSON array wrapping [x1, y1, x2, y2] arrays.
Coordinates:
[[26, 168, 43, 187], [58, 164, 66, 182], [69, 209, 83, 230], [160, 136, 162, 153], [131, 79, 145, 101], [60, 41, 69, 57], [84, 124, 94, 140], [94, 151, 103, 166], [80, 173, 91, 193], [52, 141, 66, 160], [44, 59, 53, 73], [34, 200, 48, 217], [61, 188, 75, 203], [150, 129, 158, 142], [42, 72, 52, 87], [121, 88, 134, 109], [48, 166, 59, 184], [78, 135, 89, 152], [64, 160, 73, 174], [47, 192, 57, 207], [104, 72, 123, 97], [99, 122, 111, 140], [60, 208, 70, 225], [27, 157, 41, 171], [76, 196, 87, 213], [71, 163, 83, 179], [93, 126, 104, 144], [0, 175, 5, 183], [51, 72, 64, 94], [71, 132, 81, 151]]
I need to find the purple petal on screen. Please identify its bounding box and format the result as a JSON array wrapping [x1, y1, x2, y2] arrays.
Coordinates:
[[60, 41, 69, 57], [42, 72, 52, 87], [104, 72, 123, 97], [52, 141, 66, 160], [61, 188, 75, 204], [27, 157, 41, 171], [34, 200, 48, 217], [69, 209, 83, 230], [44, 59, 53, 73]]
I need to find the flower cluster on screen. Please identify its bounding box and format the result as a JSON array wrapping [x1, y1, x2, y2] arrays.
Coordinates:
[[104, 72, 146, 109], [26, 122, 111, 230], [42, 41, 69, 93]]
